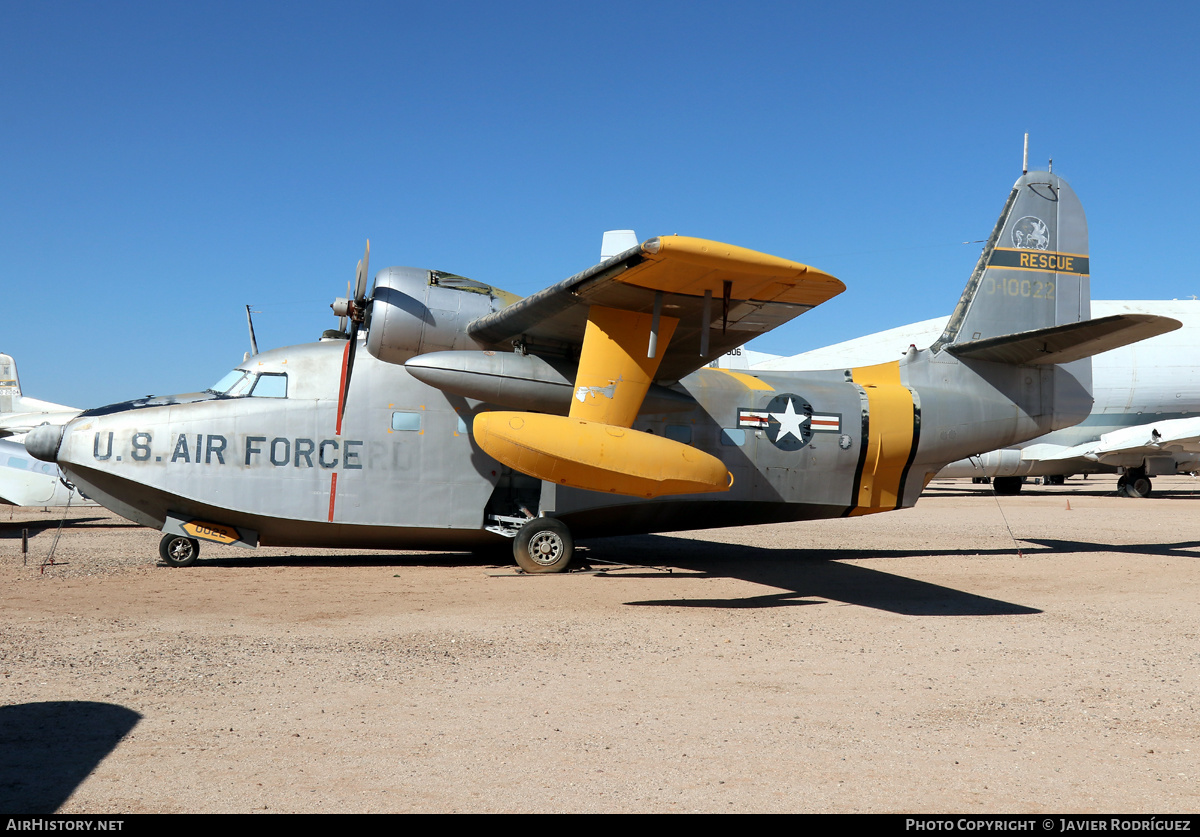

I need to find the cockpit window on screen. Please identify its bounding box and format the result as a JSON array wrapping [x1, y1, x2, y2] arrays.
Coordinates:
[[228, 373, 257, 396], [250, 373, 288, 398], [206, 369, 286, 398], [208, 370, 251, 395]]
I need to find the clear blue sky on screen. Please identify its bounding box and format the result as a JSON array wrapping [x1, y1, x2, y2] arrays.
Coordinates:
[[3, 1, 1198, 407]]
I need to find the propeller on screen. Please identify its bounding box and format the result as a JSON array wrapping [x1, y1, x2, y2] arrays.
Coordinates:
[[331, 240, 370, 434]]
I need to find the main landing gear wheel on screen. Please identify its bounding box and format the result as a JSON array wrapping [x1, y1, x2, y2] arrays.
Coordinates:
[[159, 534, 200, 567], [992, 476, 1025, 495], [1118, 471, 1153, 498], [513, 518, 574, 574]]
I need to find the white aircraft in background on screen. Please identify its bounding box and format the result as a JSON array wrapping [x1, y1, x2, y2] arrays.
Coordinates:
[[0, 437, 83, 506], [0, 353, 87, 507], [0, 354, 80, 438], [748, 301, 1200, 497]]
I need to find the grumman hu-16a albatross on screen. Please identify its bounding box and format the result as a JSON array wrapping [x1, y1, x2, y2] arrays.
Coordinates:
[[26, 171, 1179, 572]]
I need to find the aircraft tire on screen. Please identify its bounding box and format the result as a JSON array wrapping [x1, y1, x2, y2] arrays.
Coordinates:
[[513, 518, 573, 574], [992, 476, 1024, 496], [1124, 476, 1152, 498], [159, 534, 200, 567]]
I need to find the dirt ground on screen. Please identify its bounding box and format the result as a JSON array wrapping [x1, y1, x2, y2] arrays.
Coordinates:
[[2, 475, 1198, 813]]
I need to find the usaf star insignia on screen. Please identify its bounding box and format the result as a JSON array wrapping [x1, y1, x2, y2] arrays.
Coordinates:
[[737, 394, 842, 452]]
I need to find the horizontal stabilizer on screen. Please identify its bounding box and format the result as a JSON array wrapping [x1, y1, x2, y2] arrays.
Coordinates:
[[946, 314, 1180, 366]]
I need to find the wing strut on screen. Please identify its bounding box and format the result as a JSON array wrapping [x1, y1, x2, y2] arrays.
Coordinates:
[[571, 306, 678, 427]]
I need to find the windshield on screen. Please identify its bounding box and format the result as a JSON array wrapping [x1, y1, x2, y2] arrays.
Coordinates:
[[205, 369, 287, 398], [206, 369, 252, 396]]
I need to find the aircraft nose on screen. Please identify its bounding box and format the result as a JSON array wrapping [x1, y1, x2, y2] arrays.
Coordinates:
[[25, 423, 65, 463]]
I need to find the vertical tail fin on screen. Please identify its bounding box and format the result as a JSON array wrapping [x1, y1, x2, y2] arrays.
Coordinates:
[[895, 170, 1176, 508], [931, 172, 1089, 352]]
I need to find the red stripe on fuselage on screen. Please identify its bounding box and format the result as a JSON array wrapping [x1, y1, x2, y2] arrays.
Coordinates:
[[327, 472, 338, 522]]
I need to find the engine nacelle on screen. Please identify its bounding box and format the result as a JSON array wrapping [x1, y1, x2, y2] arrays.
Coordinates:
[[366, 267, 519, 365]]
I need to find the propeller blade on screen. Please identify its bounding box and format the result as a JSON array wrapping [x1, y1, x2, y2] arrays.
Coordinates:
[[336, 239, 370, 434], [337, 321, 359, 435], [354, 239, 370, 301]]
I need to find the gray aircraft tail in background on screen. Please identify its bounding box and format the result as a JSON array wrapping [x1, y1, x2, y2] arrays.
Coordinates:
[[0, 354, 87, 506]]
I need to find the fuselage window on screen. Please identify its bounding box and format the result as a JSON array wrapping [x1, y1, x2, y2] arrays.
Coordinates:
[[250, 373, 288, 398], [720, 428, 746, 446], [391, 411, 422, 432], [665, 424, 693, 444]]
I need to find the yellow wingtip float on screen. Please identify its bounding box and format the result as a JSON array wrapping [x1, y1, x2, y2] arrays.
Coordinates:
[[473, 412, 731, 498]]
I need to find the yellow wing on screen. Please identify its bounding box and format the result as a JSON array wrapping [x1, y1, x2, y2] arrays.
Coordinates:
[[467, 235, 844, 384]]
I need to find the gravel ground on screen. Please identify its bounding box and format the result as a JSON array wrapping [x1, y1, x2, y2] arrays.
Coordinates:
[[2, 476, 1199, 813]]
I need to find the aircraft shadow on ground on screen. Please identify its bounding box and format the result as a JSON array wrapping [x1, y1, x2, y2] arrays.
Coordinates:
[[591, 535, 1042, 616], [187, 537, 1053, 616], [160, 532, 1200, 615], [0, 701, 141, 815], [599, 533, 1200, 614], [1018, 537, 1200, 558]]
